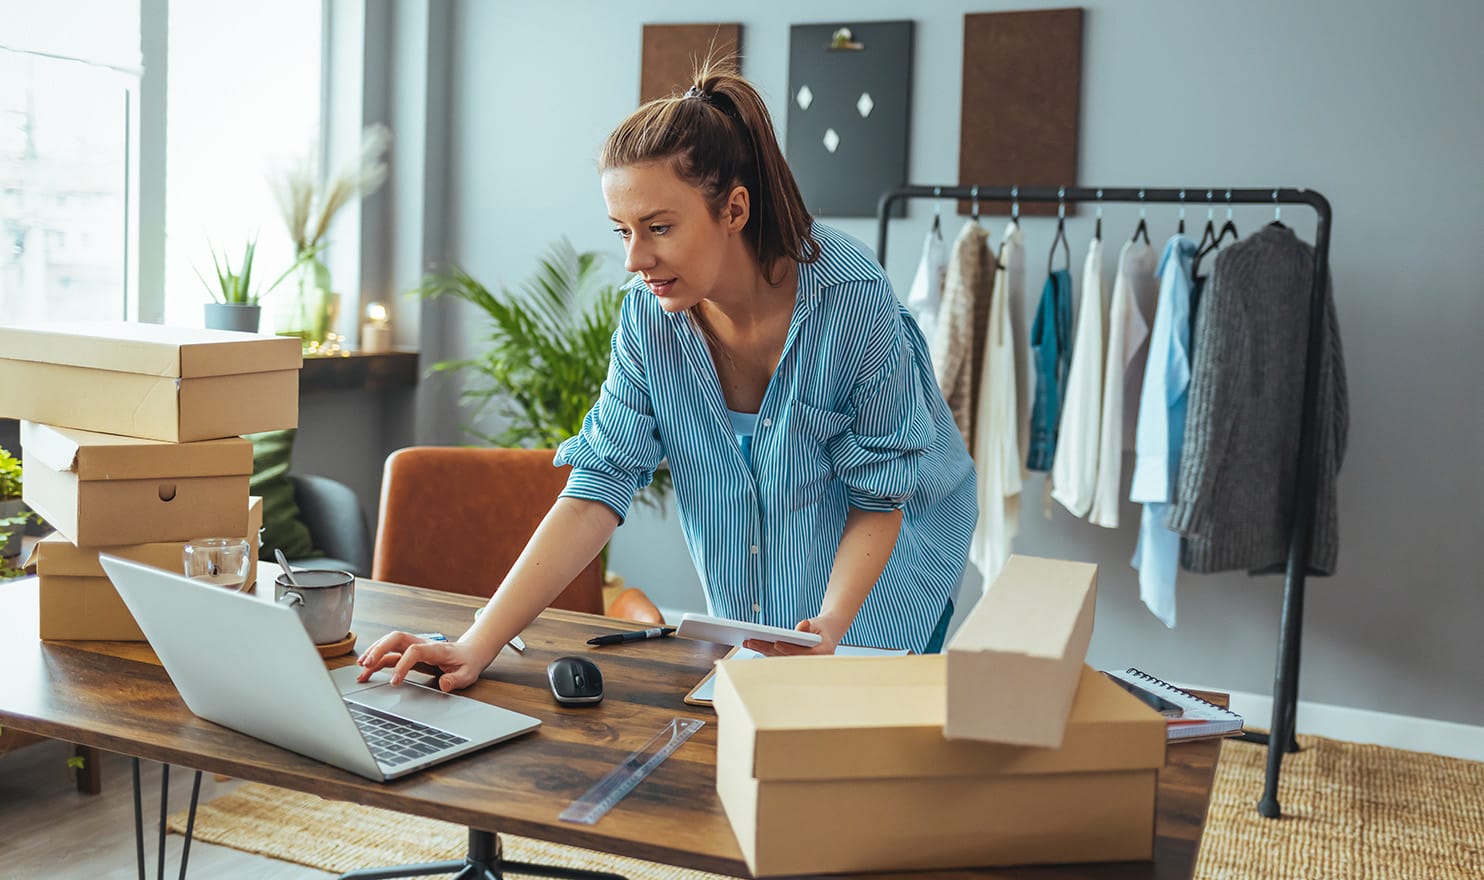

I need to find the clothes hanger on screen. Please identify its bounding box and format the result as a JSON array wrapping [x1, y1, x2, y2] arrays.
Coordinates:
[[1010, 185, 1020, 228], [1047, 186, 1070, 275], [971, 185, 982, 226], [931, 186, 942, 239], [1131, 189, 1150, 244], [1194, 189, 1218, 254], [1269, 187, 1288, 229], [1194, 190, 1242, 276], [1177, 189, 1187, 235], [1094, 189, 1103, 241], [1214, 188, 1240, 245]]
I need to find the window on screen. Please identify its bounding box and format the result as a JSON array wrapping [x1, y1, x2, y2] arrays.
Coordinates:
[[161, 1, 323, 331], [0, 49, 134, 322], [1, 2, 325, 328]]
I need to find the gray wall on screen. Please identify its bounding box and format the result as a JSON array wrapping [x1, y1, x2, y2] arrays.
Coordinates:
[[315, 0, 1483, 727]]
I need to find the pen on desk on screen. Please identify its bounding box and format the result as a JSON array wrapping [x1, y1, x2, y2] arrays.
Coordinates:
[[587, 626, 676, 647], [418, 632, 525, 654]]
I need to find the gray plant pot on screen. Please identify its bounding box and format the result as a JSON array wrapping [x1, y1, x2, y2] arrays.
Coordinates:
[[204, 303, 262, 333]]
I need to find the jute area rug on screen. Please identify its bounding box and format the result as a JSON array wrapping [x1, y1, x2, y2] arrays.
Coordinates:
[[168, 736, 1484, 879]]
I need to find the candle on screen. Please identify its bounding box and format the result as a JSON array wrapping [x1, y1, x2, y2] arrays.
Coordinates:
[[361, 301, 391, 353]]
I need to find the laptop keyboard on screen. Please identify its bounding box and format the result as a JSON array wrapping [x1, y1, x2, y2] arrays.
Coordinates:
[[345, 700, 469, 768]]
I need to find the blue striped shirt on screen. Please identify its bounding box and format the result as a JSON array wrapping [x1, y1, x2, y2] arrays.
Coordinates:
[[555, 224, 978, 652]]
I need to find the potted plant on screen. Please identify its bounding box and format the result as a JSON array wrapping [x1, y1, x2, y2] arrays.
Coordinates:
[[0, 446, 30, 578], [269, 124, 391, 348], [416, 239, 672, 572], [196, 237, 315, 333]]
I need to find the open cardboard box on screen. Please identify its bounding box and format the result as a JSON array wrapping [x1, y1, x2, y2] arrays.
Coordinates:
[[0, 322, 300, 442], [28, 497, 262, 641], [713, 654, 1165, 876], [21, 421, 253, 547]]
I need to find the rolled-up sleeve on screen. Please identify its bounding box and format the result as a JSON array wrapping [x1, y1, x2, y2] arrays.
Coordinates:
[[828, 298, 935, 512], [554, 293, 666, 524]]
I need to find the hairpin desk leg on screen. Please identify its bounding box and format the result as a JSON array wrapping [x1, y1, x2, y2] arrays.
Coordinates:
[[130, 759, 205, 879]]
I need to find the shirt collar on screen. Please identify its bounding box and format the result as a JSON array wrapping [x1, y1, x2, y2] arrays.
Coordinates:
[[798, 223, 881, 293]]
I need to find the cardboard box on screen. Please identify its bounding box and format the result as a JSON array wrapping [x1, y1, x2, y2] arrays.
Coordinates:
[[945, 554, 1098, 747], [31, 497, 262, 641], [0, 322, 301, 442], [713, 655, 1165, 876], [22, 421, 254, 547]]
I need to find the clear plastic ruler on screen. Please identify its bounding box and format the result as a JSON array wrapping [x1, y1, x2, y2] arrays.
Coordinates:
[[559, 717, 706, 825]]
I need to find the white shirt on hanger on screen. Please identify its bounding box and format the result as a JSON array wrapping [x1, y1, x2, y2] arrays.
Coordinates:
[[1051, 236, 1106, 517], [1089, 238, 1159, 528], [1001, 220, 1030, 478], [969, 221, 1024, 583], [904, 226, 947, 344]]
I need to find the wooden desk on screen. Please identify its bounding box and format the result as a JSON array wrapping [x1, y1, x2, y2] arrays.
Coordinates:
[[0, 578, 1222, 879]]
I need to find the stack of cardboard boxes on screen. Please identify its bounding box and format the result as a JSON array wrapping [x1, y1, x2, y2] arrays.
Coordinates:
[[0, 322, 301, 641], [713, 555, 1169, 876]]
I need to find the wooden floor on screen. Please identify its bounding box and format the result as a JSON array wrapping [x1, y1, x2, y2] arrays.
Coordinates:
[[0, 739, 335, 879]]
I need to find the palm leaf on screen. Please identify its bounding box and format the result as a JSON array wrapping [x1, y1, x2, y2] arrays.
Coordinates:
[[414, 239, 663, 509]]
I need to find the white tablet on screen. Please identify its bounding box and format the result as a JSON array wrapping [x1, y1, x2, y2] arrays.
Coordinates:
[[675, 613, 824, 648]]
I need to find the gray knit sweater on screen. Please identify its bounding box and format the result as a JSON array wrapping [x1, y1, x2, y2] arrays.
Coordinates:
[[1166, 224, 1349, 575]]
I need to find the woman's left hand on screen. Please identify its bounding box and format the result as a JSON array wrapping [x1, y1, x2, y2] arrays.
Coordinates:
[[744, 615, 843, 656]]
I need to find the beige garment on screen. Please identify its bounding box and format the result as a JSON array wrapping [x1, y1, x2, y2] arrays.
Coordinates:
[[930, 220, 994, 448], [969, 225, 1024, 582]]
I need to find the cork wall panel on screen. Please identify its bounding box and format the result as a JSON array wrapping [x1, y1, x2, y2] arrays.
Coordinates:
[[640, 24, 743, 105], [959, 8, 1083, 216]]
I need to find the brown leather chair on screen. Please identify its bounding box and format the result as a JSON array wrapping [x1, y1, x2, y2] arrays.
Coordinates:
[[373, 447, 661, 623]]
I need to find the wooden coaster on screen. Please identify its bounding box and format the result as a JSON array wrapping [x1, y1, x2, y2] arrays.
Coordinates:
[[316, 631, 357, 659]]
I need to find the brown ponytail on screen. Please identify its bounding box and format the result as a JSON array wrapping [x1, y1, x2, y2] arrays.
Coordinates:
[[599, 57, 820, 284]]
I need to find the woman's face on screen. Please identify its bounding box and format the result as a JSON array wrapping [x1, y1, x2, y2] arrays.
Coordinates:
[[603, 161, 743, 313]]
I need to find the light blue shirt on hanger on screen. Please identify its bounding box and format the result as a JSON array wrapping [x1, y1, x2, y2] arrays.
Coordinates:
[[1129, 235, 1197, 628]]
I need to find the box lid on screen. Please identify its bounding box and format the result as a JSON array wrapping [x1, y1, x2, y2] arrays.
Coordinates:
[[25, 496, 261, 576], [0, 322, 302, 378], [713, 656, 1164, 782], [949, 555, 1098, 657], [943, 554, 1099, 747], [21, 421, 253, 479]]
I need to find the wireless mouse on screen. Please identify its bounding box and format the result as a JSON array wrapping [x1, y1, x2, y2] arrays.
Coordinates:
[[547, 656, 604, 706]]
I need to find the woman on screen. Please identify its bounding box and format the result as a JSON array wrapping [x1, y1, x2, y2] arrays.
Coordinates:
[[359, 64, 976, 692]]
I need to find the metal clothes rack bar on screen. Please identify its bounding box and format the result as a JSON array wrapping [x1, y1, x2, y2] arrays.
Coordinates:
[[876, 185, 1333, 820]]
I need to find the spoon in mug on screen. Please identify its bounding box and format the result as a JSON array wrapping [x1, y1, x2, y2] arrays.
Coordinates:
[[274, 548, 302, 587]]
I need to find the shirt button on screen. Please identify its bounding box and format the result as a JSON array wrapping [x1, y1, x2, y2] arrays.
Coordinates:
[[750, 544, 759, 554], [762, 417, 773, 428], [752, 603, 761, 613]]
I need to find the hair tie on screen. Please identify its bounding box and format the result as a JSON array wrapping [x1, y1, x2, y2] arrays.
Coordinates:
[[683, 85, 710, 102]]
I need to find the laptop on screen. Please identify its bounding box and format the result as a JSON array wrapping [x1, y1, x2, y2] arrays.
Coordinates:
[[99, 554, 541, 781]]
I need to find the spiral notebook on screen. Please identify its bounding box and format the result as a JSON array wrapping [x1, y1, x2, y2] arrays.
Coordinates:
[[1101, 668, 1245, 741]]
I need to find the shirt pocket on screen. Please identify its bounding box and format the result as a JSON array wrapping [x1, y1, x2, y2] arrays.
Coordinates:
[[787, 399, 852, 510]]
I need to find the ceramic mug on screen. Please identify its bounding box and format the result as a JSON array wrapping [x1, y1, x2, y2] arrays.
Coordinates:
[[274, 569, 355, 644]]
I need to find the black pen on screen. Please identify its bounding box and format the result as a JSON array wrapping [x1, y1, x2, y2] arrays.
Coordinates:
[[587, 626, 676, 647]]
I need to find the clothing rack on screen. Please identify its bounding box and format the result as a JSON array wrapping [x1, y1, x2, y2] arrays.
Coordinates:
[[876, 184, 1333, 820]]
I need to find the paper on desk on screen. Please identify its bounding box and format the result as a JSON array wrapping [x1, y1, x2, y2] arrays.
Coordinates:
[[689, 645, 910, 703], [254, 561, 283, 596]]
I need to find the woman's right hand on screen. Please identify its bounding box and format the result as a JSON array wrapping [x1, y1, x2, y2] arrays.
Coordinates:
[[356, 631, 494, 692]]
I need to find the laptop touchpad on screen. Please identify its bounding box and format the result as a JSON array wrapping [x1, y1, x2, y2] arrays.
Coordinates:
[[329, 664, 438, 695]]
